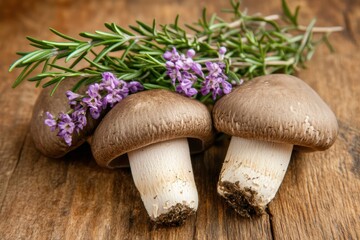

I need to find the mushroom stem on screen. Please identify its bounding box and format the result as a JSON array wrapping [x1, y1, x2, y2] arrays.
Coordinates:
[[128, 138, 198, 225], [218, 136, 293, 217]]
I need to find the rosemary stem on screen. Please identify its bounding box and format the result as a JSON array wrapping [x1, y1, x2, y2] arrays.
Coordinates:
[[297, 25, 343, 33], [196, 58, 220, 63], [230, 58, 295, 67]]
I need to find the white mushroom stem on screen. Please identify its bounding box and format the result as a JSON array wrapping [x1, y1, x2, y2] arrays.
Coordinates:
[[218, 136, 293, 216], [128, 138, 198, 224]]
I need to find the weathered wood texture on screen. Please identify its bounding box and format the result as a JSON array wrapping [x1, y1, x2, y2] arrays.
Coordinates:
[[0, 0, 359, 239]]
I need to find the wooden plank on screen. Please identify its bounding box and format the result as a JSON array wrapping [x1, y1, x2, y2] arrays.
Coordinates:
[[268, 1, 360, 239], [0, 134, 272, 239], [0, 0, 359, 239]]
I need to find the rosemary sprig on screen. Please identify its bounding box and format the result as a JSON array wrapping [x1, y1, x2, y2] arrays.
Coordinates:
[[9, 0, 342, 103]]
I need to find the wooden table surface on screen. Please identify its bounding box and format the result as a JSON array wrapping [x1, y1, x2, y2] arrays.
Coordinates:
[[1, 0, 359, 239]]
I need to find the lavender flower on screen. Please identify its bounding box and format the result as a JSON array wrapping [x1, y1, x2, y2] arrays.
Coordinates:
[[165, 61, 179, 85], [45, 72, 143, 146], [163, 47, 180, 61], [71, 106, 87, 133], [206, 62, 224, 78], [176, 79, 198, 97], [83, 83, 104, 118], [102, 80, 129, 108], [164, 47, 234, 99], [164, 47, 202, 97], [87, 83, 101, 98], [101, 72, 120, 91], [128, 81, 144, 93], [44, 112, 57, 131], [103, 88, 124, 108], [57, 113, 75, 146], [191, 62, 204, 78], [201, 61, 232, 100], [186, 49, 196, 58], [66, 91, 82, 106], [219, 46, 227, 60]]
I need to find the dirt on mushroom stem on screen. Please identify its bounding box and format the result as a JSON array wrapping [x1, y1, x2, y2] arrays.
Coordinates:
[[218, 181, 264, 217], [152, 203, 196, 227]]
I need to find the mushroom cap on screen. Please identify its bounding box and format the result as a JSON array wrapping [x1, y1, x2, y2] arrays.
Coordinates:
[[30, 77, 99, 158], [213, 74, 338, 151], [91, 89, 214, 168]]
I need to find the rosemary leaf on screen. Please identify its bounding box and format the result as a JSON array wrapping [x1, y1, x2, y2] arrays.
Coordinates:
[[94, 40, 126, 62], [49, 28, 82, 42], [65, 43, 91, 62]]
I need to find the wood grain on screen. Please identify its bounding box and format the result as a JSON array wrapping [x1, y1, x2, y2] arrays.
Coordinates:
[[0, 0, 359, 239]]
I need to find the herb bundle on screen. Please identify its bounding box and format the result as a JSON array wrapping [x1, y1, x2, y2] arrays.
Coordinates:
[[9, 0, 341, 103], [9, 0, 342, 145]]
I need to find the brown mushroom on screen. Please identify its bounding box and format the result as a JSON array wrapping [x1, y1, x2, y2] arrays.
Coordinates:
[[91, 89, 213, 225], [30, 77, 100, 158], [212, 74, 338, 217]]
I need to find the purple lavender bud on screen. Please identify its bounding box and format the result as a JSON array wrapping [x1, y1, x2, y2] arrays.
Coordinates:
[[175, 79, 198, 97], [191, 62, 204, 78], [187, 87, 198, 97], [200, 83, 210, 96], [176, 85, 197, 97], [103, 88, 124, 108], [62, 134, 72, 146], [86, 83, 101, 98], [44, 112, 57, 131], [175, 59, 184, 70], [222, 80, 232, 94], [89, 107, 101, 119], [71, 107, 87, 133], [102, 72, 118, 83], [180, 78, 193, 88], [166, 61, 175, 68], [182, 71, 197, 83], [101, 72, 120, 91], [56, 131, 72, 146], [167, 67, 183, 86], [175, 85, 183, 94], [186, 49, 196, 58], [205, 62, 222, 77], [82, 95, 102, 110], [56, 113, 75, 146], [205, 61, 217, 72], [163, 51, 173, 61], [171, 47, 180, 61], [127, 81, 144, 93], [182, 57, 194, 71], [66, 91, 82, 105], [212, 87, 223, 100], [118, 80, 129, 96], [219, 46, 227, 55], [57, 113, 75, 134], [217, 61, 226, 69], [163, 47, 180, 61]]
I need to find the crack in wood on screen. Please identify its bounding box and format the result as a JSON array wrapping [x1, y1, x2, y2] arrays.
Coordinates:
[[266, 208, 275, 240], [338, 121, 360, 179], [349, 136, 360, 178], [342, 0, 359, 45], [0, 129, 29, 213]]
